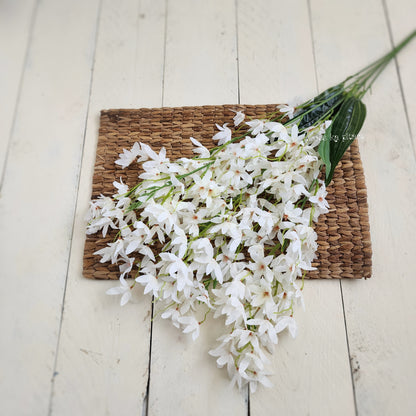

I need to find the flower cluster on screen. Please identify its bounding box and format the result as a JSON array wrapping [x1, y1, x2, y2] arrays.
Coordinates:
[[86, 108, 330, 391]]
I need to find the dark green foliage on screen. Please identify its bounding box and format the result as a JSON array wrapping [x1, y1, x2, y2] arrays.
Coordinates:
[[322, 97, 366, 185], [298, 85, 344, 131]]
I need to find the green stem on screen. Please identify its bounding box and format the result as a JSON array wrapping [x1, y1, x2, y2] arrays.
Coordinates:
[[291, 29, 416, 131]]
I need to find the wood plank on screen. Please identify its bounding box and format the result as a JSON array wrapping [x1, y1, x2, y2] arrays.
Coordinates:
[[162, 0, 238, 107], [252, 282, 355, 415], [0, 0, 36, 184], [237, 0, 317, 104], [147, 1, 247, 415], [0, 0, 100, 414], [384, 0, 416, 151], [310, 0, 416, 414], [50, 1, 166, 415], [238, 1, 355, 414]]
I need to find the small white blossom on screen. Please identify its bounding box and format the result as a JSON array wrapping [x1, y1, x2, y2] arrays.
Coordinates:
[[309, 183, 330, 212], [275, 315, 298, 338], [278, 104, 295, 119], [245, 119, 265, 135], [178, 316, 200, 341], [135, 273, 160, 297], [213, 123, 232, 145], [231, 110, 245, 126], [115, 142, 141, 168], [106, 276, 132, 306]]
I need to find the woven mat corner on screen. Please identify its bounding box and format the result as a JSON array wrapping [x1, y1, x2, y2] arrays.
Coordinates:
[[83, 105, 372, 280]]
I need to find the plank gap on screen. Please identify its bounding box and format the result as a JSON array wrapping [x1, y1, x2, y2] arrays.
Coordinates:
[[306, 0, 320, 93], [47, 1, 104, 414], [339, 280, 358, 416], [0, 0, 40, 192], [308, 2, 357, 412], [235, 0, 241, 105], [381, 0, 416, 163], [161, 0, 169, 107], [143, 300, 154, 416], [247, 384, 251, 416]]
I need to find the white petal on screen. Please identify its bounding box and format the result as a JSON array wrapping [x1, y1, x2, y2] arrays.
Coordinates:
[[120, 291, 132, 306]]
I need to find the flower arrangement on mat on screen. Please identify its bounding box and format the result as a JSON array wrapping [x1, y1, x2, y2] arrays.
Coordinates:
[[86, 31, 415, 391]]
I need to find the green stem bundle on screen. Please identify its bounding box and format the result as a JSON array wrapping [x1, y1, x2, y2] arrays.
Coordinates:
[[287, 29, 416, 185]]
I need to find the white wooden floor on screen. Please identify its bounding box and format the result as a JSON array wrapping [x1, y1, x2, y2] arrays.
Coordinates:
[[1, 0, 416, 415]]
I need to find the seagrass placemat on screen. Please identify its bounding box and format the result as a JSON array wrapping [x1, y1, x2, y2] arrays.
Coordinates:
[[83, 105, 372, 280]]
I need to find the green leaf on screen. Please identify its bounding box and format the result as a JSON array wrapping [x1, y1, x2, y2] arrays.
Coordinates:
[[325, 97, 366, 185], [318, 124, 332, 182], [298, 85, 345, 130]]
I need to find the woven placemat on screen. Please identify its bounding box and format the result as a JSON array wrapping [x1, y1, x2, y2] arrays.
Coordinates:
[[83, 105, 372, 280]]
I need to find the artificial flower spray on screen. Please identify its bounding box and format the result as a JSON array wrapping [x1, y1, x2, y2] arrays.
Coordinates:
[[86, 30, 415, 391]]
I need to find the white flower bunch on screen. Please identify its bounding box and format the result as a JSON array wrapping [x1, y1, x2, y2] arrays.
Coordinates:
[[86, 109, 331, 391]]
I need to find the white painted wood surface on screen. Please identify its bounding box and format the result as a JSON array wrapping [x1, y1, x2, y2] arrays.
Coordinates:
[[50, 1, 165, 415], [0, 0, 100, 414], [0, 0, 36, 183], [0, 0, 415, 415], [309, 1, 416, 415]]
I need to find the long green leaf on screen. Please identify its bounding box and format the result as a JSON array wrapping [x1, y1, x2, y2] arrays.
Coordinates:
[[325, 97, 366, 184], [298, 85, 345, 131]]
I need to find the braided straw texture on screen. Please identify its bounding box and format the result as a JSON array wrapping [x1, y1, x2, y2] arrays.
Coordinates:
[[83, 105, 372, 280]]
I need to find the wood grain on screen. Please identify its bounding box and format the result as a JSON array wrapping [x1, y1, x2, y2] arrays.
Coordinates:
[[385, 0, 416, 152], [311, 0, 416, 414], [0, 0, 36, 184], [50, 1, 166, 415], [0, 0, 100, 414]]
